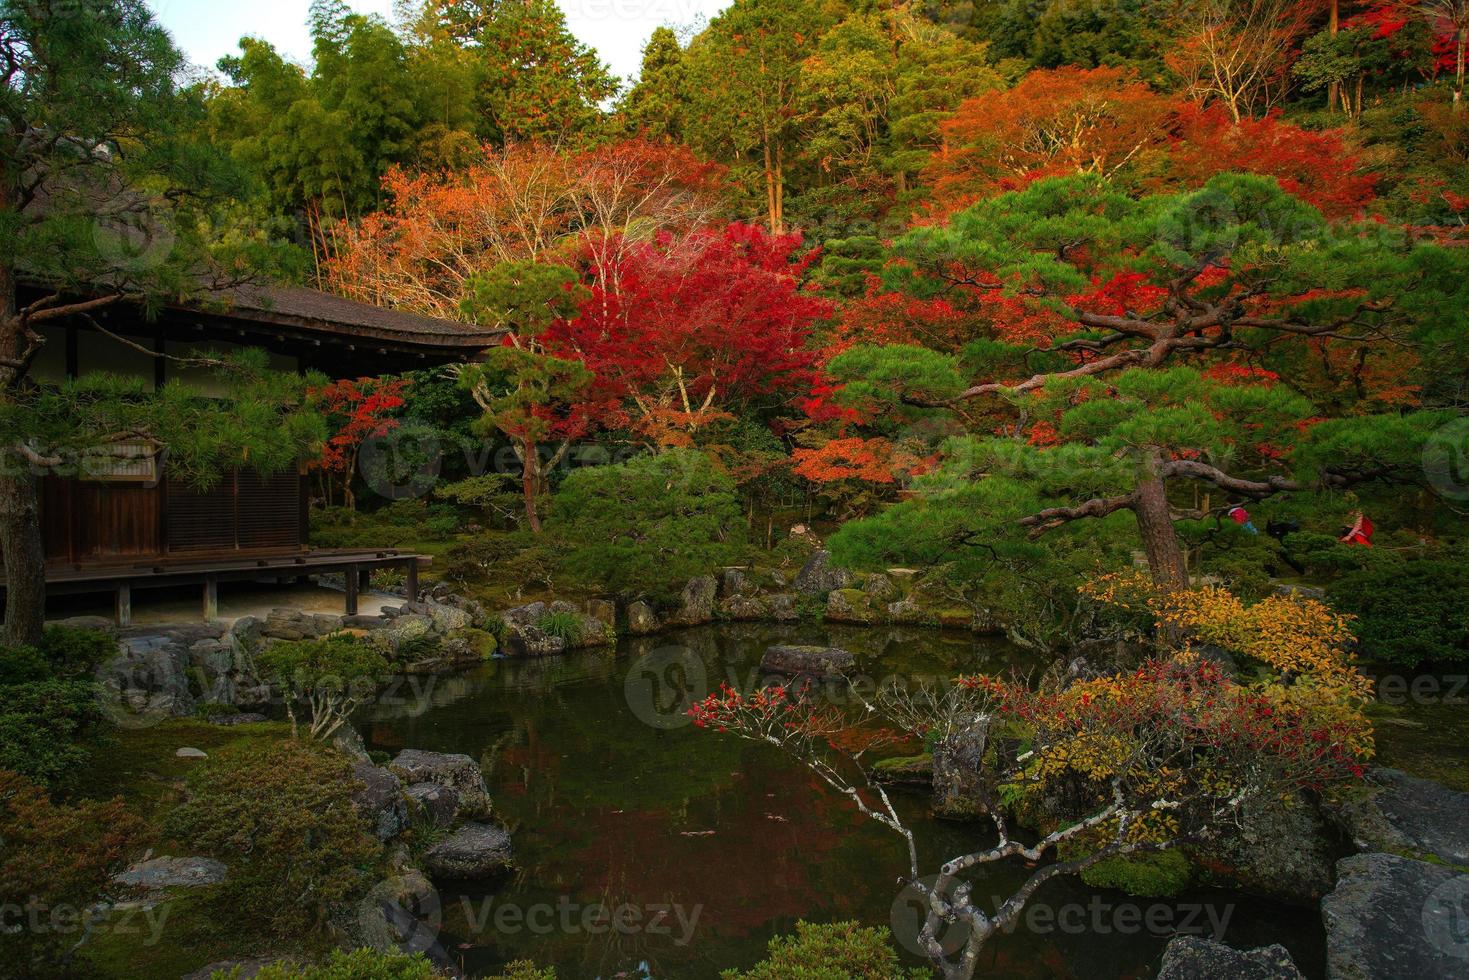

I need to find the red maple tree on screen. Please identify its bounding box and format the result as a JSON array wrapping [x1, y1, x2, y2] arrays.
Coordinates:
[[309, 376, 410, 509], [545, 222, 833, 445]]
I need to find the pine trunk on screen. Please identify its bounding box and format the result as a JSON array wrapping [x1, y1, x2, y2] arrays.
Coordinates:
[[0, 233, 48, 645], [0, 468, 47, 646], [521, 439, 542, 534], [1134, 453, 1188, 591]]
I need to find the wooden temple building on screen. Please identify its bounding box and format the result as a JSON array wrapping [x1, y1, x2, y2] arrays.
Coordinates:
[[17, 280, 499, 624]]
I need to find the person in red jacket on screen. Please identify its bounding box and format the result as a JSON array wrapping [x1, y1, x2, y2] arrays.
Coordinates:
[[1339, 511, 1374, 547], [1226, 504, 1258, 534]]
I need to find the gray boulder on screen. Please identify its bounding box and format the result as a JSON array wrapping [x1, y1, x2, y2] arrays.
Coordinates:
[[759, 644, 855, 679], [667, 575, 717, 626], [720, 567, 750, 598], [113, 856, 226, 893], [1157, 937, 1303, 979], [229, 615, 263, 651], [932, 720, 992, 820], [352, 762, 409, 841], [1323, 852, 1469, 978], [503, 624, 567, 657], [585, 598, 617, 628], [406, 782, 460, 829], [1331, 768, 1469, 867], [331, 722, 371, 763], [501, 602, 547, 631], [793, 550, 852, 595], [826, 588, 879, 625], [389, 749, 491, 818], [100, 634, 195, 720], [1193, 793, 1337, 904], [373, 613, 436, 654], [627, 601, 660, 636], [421, 822, 514, 881]]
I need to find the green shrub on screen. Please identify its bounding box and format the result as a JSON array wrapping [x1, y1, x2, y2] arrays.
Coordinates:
[[220, 949, 437, 979], [256, 635, 388, 739], [486, 963, 557, 980], [443, 534, 521, 585], [1080, 848, 1195, 897], [0, 679, 106, 787], [0, 770, 142, 978], [0, 625, 115, 685], [423, 514, 460, 539], [720, 921, 926, 979], [164, 739, 382, 936], [534, 611, 582, 642], [1330, 559, 1469, 667], [550, 449, 744, 599]]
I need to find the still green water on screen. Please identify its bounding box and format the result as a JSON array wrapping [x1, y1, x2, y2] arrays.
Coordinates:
[[359, 623, 1326, 979]]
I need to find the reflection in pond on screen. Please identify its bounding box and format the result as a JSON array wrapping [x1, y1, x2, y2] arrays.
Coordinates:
[[358, 623, 1325, 979]]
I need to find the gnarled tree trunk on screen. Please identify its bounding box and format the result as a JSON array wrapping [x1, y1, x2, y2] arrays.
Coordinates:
[[0, 467, 46, 646], [1134, 451, 1189, 591]]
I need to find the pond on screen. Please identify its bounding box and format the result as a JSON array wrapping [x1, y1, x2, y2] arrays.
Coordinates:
[[358, 623, 1327, 979]]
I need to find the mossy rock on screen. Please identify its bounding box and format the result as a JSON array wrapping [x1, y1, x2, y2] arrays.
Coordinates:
[[826, 587, 879, 625], [871, 753, 933, 787], [1080, 848, 1195, 897]]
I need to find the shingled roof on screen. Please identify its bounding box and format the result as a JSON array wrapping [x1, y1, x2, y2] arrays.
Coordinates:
[[176, 283, 503, 352]]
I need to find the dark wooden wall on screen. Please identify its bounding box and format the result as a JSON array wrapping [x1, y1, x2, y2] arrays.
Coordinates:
[[42, 470, 304, 565]]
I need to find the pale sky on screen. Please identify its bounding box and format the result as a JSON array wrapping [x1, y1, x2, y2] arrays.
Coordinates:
[[147, 0, 729, 88]]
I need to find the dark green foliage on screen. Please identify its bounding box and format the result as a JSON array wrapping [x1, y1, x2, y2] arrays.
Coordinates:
[[222, 949, 438, 980], [0, 680, 103, 787], [310, 500, 463, 548], [164, 738, 382, 936], [1331, 560, 1469, 668], [533, 611, 582, 642], [550, 449, 745, 599], [720, 920, 927, 979], [0, 627, 115, 787]]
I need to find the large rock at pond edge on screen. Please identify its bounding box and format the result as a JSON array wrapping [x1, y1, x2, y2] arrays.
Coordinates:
[[352, 762, 409, 841], [666, 575, 717, 626], [826, 588, 879, 625], [389, 749, 491, 819], [1157, 937, 1304, 979], [407, 782, 460, 828], [1322, 852, 1469, 979], [627, 600, 660, 635], [503, 623, 567, 657], [1192, 793, 1337, 904], [421, 822, 514, 881], [759, 645, 855, 679], [113, 856, 227, 893], [932, 720, 993, 820], [1331, 767, 1469, 868], [501, 601, 546, 630], [585, 598, 617, 629], [793, 550, 852, 595]]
